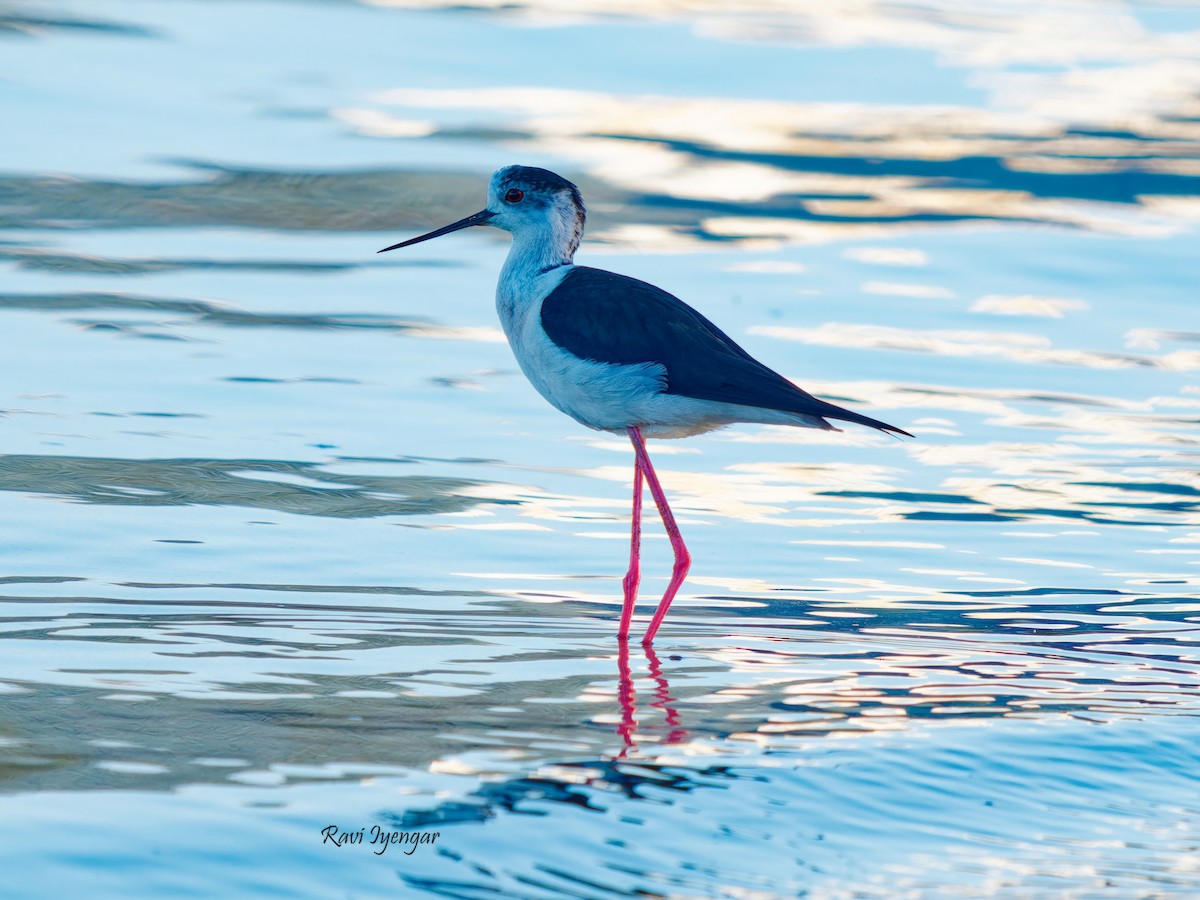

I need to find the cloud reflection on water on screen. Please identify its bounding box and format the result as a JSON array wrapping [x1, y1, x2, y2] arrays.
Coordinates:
[[753, 322, 1200, 371], [346, 81, 1200, 246]]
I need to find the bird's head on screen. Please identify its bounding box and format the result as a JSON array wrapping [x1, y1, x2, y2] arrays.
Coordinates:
[[485, 165, 586, 243], [378, 165, 586, 262]]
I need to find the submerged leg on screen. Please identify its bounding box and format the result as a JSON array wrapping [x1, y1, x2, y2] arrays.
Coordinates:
[[617, 448, 644, 640], [627, 426, 691, 644]]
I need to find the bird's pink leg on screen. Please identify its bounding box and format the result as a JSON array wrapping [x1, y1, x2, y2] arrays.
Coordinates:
[[617, 449, 644, 640], [627, 426, 691, 644]]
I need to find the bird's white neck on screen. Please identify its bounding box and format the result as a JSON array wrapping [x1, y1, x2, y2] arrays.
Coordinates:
[[496, 208, 582, 316]]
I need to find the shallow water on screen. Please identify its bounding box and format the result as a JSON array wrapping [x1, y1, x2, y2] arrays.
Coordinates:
[[2, 1, 1200, 896]]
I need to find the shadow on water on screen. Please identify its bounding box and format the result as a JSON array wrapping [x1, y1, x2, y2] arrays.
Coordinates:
[[0, 166, 515, 234], [0, 246, 460, 276], [0, 291, 431, 331], [0, 455, 502, 517], [0, 8, 155, 37]]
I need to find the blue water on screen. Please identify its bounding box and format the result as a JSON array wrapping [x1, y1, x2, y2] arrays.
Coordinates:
[[2, 1, 1200, 896]]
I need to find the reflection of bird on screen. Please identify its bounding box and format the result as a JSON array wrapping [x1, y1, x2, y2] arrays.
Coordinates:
[[380, 165, 911, 644], [616, 640, 686, 756]]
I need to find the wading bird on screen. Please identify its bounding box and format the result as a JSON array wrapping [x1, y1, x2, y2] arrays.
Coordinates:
[[380, 166, 910, 644]]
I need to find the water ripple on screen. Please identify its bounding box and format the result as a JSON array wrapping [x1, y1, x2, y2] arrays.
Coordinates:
[[3, 1, 1200, 896]]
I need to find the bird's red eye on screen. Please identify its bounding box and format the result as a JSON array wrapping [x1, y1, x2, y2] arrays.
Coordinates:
[[505, 188, 524, 203]]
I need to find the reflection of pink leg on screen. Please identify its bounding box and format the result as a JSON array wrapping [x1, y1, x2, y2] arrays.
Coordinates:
[[644, 643, 688, 744], [616, 637, 636, 755], [617, 448, 643, 640], [614, 642, 687, 755], [627, 426, 691, 645]]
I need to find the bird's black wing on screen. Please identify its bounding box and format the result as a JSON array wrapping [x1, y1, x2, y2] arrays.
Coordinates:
[[541, 267, 911, 437]]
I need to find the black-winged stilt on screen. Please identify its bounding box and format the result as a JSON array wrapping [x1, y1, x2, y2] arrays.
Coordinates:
[[380, 165, 911, 644]]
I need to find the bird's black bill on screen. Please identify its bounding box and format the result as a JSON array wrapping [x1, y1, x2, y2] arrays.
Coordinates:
[[377, 209, 496, 253]]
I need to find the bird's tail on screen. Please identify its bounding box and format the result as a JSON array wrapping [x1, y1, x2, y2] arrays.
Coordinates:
[[812, 397, 913, 438]]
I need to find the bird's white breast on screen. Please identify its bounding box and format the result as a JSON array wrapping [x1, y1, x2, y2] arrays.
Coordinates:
[[496, 264, 670, 433]]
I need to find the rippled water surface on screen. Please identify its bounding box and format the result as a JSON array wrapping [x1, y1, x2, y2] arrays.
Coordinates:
[[3, 1, 1200, 896]]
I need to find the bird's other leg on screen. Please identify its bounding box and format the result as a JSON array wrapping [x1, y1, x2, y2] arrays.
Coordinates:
[[617, 444, 644, 640], [627, 426, 691, 644]]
